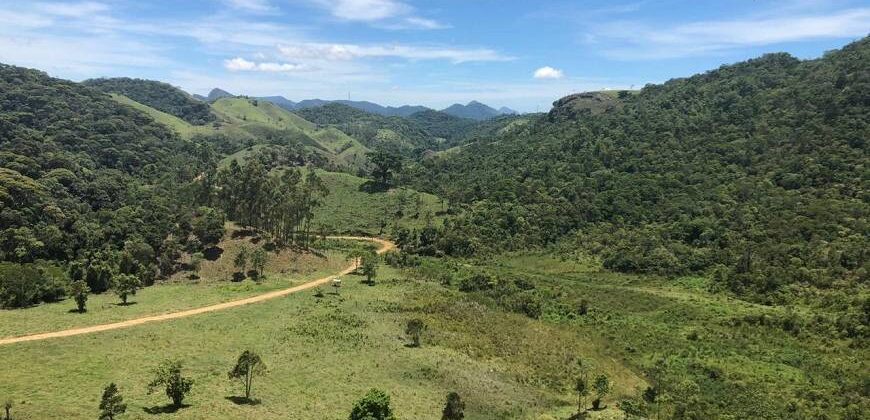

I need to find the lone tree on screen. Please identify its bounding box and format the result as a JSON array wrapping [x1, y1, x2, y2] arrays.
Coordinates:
[[250, 248, 267, 280], [228, 350, 266, 401], [575, 372, 589, 412], [113, 274, 141, 305], [349, 389, 395, 420], [234, 247, 249, 276], [148, 360, 193, 407], [99, 383, 127, 420], [190, 252, 204, 279], [405, 318, 426, 347], [441, 392, 465, 420], [592, 374, 611, 410], [360, 252, 378, 285], [69, 279, 90, 313], [367, 150, 402, 188], [347, 250, 378, 284]]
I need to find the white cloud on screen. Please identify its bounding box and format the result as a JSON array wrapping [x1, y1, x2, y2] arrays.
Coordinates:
[[312, 0, 445, 29], [223, 0, 274, 13], [533, 66, 564, 79], [278, 43, 511, 63], [324, 0, 408, 21], [593, 7, 870, 59], [35, 1, 109, 17], [224, 57, 308, 72]]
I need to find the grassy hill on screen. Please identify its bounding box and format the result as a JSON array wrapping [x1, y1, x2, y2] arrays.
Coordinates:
[[304, 169, 446, 235], [83, 77, 215, 125], [108, 94, 372, 173]]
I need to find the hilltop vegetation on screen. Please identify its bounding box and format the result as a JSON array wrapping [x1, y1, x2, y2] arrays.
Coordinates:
[[413, 37, 869, 307], [83, 77, 215, 125]]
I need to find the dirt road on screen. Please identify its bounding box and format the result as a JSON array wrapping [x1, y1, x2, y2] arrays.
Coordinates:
[[0, 236, 394, 346]]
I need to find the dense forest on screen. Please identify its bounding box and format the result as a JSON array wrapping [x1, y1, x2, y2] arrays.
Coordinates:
[[0, 65, 333, 308], [84, 77, 216, 125], [408, 38, 869, 314]]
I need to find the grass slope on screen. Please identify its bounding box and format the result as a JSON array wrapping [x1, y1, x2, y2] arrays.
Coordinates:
[[110, 95, 371, 173], [305, 169, 446, 235], [0, 232, 354, 338], [0, 265, 634, 419]]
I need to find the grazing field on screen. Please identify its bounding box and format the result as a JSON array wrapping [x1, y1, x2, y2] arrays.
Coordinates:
[[420, 252, 870, 419], [304, 168, 448, 235], [0, 264, 635, 419], [0, 236, 356, 339]]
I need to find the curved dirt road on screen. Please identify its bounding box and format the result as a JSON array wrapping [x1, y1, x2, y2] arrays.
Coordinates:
[[0, 236, 394, 346]]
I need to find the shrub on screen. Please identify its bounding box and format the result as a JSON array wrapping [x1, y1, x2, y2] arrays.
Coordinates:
[[349, 389, 395, 420]]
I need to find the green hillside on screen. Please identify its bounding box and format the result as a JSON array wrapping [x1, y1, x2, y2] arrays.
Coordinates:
[[303, 168, 446, 235], [108, 94, 371, 173], [83, 77, 215, 125], [211, 97, 316, 131]]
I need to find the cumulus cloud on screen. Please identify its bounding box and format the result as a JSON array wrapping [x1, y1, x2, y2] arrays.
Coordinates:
[[533, 66, 565, 79], [278, 43, 511, 63], [224, 57, 308, 72]]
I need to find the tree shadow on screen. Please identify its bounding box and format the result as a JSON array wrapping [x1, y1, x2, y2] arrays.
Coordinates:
[[358, 180, 389, 193], [114, 301, 138, 307], [67, 308, 86, 314], [203, 246, 224, 261], [225, 396, 261, 406], [403, 343, 419, 348], [232, 272, 246, 282], [143, 404, 189, 415], [231, 229, 256, 239]]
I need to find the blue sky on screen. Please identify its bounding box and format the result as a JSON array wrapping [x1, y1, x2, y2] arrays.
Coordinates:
[[0, 0, 867, 112]]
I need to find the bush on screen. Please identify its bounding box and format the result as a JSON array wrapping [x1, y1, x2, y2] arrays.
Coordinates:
[[0, 262, 67, 308], [349, 389, 395, 420]]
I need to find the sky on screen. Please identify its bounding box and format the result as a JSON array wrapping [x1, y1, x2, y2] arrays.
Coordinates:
[[0, 0, 867, 112]]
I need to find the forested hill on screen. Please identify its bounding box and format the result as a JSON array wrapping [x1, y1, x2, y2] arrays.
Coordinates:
[[83, 77, 215, 125], [412, 37, 869, 305], [0, 64, 213, 305]]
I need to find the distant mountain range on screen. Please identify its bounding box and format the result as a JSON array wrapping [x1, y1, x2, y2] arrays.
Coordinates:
[[193, 88, 517, 120]]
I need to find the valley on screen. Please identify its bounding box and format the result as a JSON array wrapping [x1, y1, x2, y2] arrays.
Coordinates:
[[0, 10, 867, 419]]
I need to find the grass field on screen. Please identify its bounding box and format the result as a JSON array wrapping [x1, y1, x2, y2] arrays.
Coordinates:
[[304, 168, 447, 235], [0, 234, 356, 339], [0, 263, 633, 419], [6, 242, 855, 418], [436, 252, 870, 418]]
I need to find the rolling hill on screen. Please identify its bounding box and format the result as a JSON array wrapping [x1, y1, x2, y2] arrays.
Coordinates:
[[83, 77, 215, 125]]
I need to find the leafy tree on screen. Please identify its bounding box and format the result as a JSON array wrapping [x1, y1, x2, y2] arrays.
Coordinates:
[[228, 350, 266, 401], [190, 252, 204, 278], [234, 247, 249, 276], [348, 250, 378, 285], [148, 360, 193, 407], [405, 318, 426, 347], [113, 274, 141, 305], [250, 248, 267, 280], [69, 280, 90, 313], [592, 374, 611, 410], [368, 150, 402, 187], [191, 207, 225, 247], [441, 392, 465, 420], [99, 383, 127, 420], [349, 389, 395, 420]]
